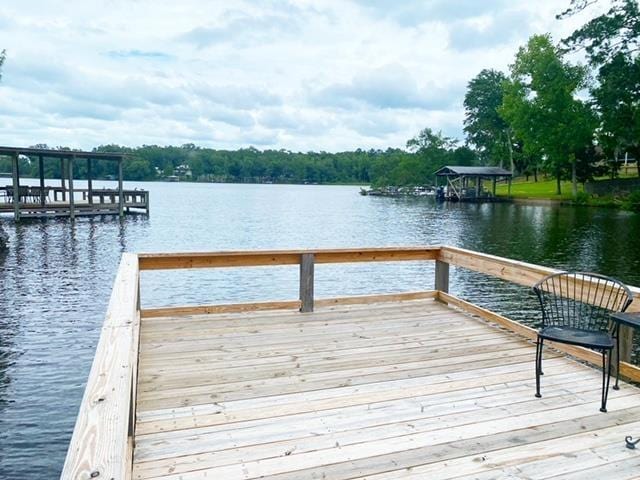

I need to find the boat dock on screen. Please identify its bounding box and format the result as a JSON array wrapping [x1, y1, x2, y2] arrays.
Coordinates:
[[61, 246, 640, 479], [0, 146, 149, 220], [435, 166, 513, 202]]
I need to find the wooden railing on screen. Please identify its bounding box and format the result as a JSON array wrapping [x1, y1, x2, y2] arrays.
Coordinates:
[[61, 254, 140, 480], [61, 246, 640, 479], [137, 247, 441, 315]]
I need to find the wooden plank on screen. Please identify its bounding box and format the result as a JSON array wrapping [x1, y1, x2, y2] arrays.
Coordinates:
[[138, 309, 467, 344], [135, 360, 576, 440], [139, 297, 442, 333], [61, 253, 139, 480], [139, 307, 467, 342], [137, 327, 500, 368], [314, 291, 437, 308], [133, 385, 624, 475], [137, 332, 513, 375], [437, 291, 640, 383], [137, 316, 485, 355], [137, 348, 541, 402], [140, 300, 300, 319], [299, 253, 314, 312], [137, 343, 534, 392], [138, 369, 609, 451], [134, 369, 590, 432], [135, 353, 564, 411], [137, 247, 440, 270], [357, 420, 640, 479], [140, 297, 441, 331], [137, 321, 497, 361], [138, 403, 640, 480]]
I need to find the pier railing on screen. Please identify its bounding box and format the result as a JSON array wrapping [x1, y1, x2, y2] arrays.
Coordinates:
[[61, 246, 640, 480]]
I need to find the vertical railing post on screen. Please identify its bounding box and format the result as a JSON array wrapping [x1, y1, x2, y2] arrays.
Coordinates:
[[617, 325, 634, 366], [87, 158, 93, 206], [68, 155, 75, 220], [299, 253, 315, 313], [11, 153, 20, 221], [435, 259, 449, 293], [118, 157, 124, 218], [38, 155, 46, 207], [60, 157, 66, 202]]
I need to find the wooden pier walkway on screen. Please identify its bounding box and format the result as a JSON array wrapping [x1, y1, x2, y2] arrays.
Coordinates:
[[61, 247, 640, 479]]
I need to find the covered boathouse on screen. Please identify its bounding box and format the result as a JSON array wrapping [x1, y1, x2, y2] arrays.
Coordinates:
[[0, 146, 149, 220], [435, 165, 513, 201]]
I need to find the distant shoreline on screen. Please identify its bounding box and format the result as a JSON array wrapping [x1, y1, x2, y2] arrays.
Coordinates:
[[0, 176, 368, 187]]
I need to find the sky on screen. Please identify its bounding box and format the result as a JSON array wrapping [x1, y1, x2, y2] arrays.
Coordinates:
[[0, 0, 605, 152]]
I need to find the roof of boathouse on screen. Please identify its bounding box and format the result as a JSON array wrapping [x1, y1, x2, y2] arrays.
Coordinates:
[[0, 146, 126, 161], [434, 165, 513, 177]]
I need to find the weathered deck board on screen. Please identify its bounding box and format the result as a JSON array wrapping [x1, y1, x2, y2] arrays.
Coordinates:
[[132, 299, 640, 480]]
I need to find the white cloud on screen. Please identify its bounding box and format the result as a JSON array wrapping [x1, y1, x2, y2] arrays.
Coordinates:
[[0, 0, 595, 152]]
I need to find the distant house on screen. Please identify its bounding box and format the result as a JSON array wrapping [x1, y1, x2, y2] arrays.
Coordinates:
[[174, 164, 192, 179]]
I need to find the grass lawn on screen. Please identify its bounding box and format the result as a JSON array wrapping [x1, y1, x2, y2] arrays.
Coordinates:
[[494, 178, 578, 200]]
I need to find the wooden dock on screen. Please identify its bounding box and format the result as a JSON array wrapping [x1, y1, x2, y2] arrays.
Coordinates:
[[0, 189, 149, 218], [0, 146, 149, 220], [61, 247, 640, 479]]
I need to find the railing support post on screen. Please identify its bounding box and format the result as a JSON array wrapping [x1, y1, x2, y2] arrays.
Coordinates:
[[68, 155, 75, 220], [11, 153, 20, 221], [299, 253, 315, 313], [435, 260, 449, 293], [616, 326, 634, 371], [118, 157, 124, 218]]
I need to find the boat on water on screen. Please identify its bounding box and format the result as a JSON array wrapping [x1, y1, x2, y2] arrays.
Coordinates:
[[359, 186, 435, 197]]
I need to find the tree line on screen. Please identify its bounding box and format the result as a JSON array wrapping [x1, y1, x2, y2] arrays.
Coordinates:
[[1, 1, 637, 195], [0, 140, 478, 187]]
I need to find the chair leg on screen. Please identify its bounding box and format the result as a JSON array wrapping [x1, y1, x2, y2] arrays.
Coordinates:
[[535, 336, 543, 398], [601, 349, 613, 413], [614, 331, 621, 390]]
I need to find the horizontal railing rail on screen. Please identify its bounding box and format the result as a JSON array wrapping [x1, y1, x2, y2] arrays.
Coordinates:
[[62, 245, 640, 479], [137, 246, 440, 270]]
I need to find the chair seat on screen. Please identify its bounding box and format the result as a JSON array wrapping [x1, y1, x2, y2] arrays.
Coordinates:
[[539, 326, 614, 349]]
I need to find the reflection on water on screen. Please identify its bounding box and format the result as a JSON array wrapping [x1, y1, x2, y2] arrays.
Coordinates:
[[1, 181, 640, 477]]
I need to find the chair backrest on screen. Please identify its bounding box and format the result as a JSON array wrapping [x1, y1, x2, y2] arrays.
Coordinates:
[[533, 272, 633, 332]]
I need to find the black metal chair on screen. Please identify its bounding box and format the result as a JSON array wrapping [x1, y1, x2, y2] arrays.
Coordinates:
[[533, 272, 633, 412]]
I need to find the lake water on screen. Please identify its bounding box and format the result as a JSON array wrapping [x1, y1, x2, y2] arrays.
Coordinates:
[[2, 180, 640, 478]]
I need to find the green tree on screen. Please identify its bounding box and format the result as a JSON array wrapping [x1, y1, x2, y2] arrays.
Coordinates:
[[405, 128, 458, 184], [501, 34, 596, 196], [452, 146, 478, 166], [463, 69, 513, 170], [558, 0, 639, 64], [592, 53, 640, 175], [406, 128, 457, 153], [0, 49, 5, 80]]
